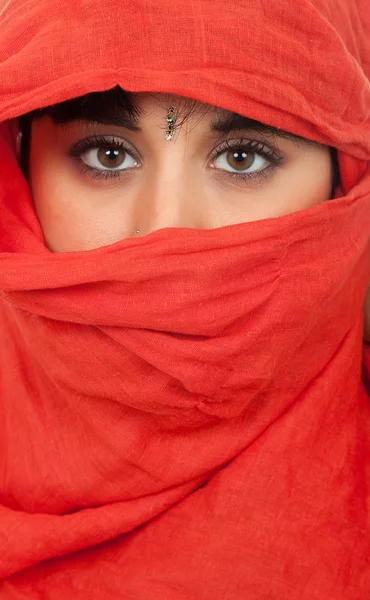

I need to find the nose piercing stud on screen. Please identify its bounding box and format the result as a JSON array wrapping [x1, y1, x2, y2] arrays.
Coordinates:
[[166, 106, 177, 141]]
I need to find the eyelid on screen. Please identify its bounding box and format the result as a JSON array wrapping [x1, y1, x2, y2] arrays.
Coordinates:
[[206, 137, 285, 186], [67, 132, 284, 185], [208, 137, 283, 162], [68, 134, 142, 163]]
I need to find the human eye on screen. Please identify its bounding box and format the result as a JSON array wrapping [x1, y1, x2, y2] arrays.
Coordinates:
[[210, 138, 284, 183], [67, 135, 140, 180]]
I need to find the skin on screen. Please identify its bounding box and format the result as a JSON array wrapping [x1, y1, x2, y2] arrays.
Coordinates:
[[28, 93, 333, 253]]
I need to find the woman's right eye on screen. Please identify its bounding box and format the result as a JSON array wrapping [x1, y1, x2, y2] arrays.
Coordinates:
[[68, 136, 140, 179], [80, 145, 138, 171]]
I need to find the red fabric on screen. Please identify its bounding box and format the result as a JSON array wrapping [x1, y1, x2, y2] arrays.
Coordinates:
[[0, 0, 369, 597], [363, 344, 370, 396]]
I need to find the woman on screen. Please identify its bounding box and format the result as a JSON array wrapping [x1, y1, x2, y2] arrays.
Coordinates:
[[17, 87, 339, 250], [0, 0, 369, 598]]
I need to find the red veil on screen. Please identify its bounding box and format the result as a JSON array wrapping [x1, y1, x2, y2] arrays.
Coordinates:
[[0, 0, 369, 597]]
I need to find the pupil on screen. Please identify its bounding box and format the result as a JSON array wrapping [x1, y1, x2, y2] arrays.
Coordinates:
[[233, 151, 247, 163], [106, 149, 119, 161], [98, 147, 124, 168], [227, 150, 253, 171]]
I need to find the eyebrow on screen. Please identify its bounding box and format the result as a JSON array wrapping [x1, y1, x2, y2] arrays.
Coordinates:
[[64, 107, 315, 146], [75, 115, 141, 132], [210, 111, 314, 145]]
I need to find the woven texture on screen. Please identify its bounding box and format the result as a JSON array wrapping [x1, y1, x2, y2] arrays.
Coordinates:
[[0, 0, 369, 597]]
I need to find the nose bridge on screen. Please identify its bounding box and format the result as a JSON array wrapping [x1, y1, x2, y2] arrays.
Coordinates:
[[134, 142, 204, 232]]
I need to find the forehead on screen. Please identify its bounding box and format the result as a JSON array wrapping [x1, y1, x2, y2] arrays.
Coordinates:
[[30, 88, 315, 146]]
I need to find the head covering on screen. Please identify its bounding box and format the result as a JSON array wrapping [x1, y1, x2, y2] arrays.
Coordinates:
[[0, 0, 369, 597]]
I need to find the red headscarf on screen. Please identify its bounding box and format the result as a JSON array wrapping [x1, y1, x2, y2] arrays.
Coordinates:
[[0, 0, 369, 597]]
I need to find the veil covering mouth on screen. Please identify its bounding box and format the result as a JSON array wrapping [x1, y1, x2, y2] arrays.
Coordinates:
[[0, 0, 369, 597]]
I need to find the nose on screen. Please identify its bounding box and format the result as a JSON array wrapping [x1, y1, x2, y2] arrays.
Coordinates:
[[131, 142, 206, 236]]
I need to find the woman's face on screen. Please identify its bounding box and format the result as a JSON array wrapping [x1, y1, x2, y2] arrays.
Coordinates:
[[28, 93, 333, 252]]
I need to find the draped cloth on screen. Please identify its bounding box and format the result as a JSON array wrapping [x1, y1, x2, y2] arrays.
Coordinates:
[[0, 0, 370, 597]]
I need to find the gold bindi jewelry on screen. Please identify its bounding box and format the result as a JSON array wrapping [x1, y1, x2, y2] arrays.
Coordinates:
[[166, 106, 177, 141]]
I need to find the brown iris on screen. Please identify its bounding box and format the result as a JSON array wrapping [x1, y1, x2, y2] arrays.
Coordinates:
[[97, 147, 125, 169], [226, 150, 254, 171]]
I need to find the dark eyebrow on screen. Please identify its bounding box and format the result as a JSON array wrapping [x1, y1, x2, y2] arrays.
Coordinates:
[[71, 115, 141, 132], [48, 89, 142, 132], [210, 110, 315, 145], [55, 97, 315, 146], [77, 111, 313, 146]]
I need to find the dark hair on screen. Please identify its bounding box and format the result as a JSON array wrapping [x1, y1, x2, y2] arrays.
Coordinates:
[[18, 85, 340, 196]]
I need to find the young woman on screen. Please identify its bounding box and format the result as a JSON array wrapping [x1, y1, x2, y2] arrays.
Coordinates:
[[18, 87, 339, 251], [0, 0, 369, 598]]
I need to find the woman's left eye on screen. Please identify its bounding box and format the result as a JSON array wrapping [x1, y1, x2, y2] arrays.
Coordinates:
[[211, 140, 283, 181], [214, 149, 267, 173]]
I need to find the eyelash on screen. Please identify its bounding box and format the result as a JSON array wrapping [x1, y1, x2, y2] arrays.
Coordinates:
[[68, 135, 283, 183], [68, 136, 136, 181], [209, 138, 283, 182]]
